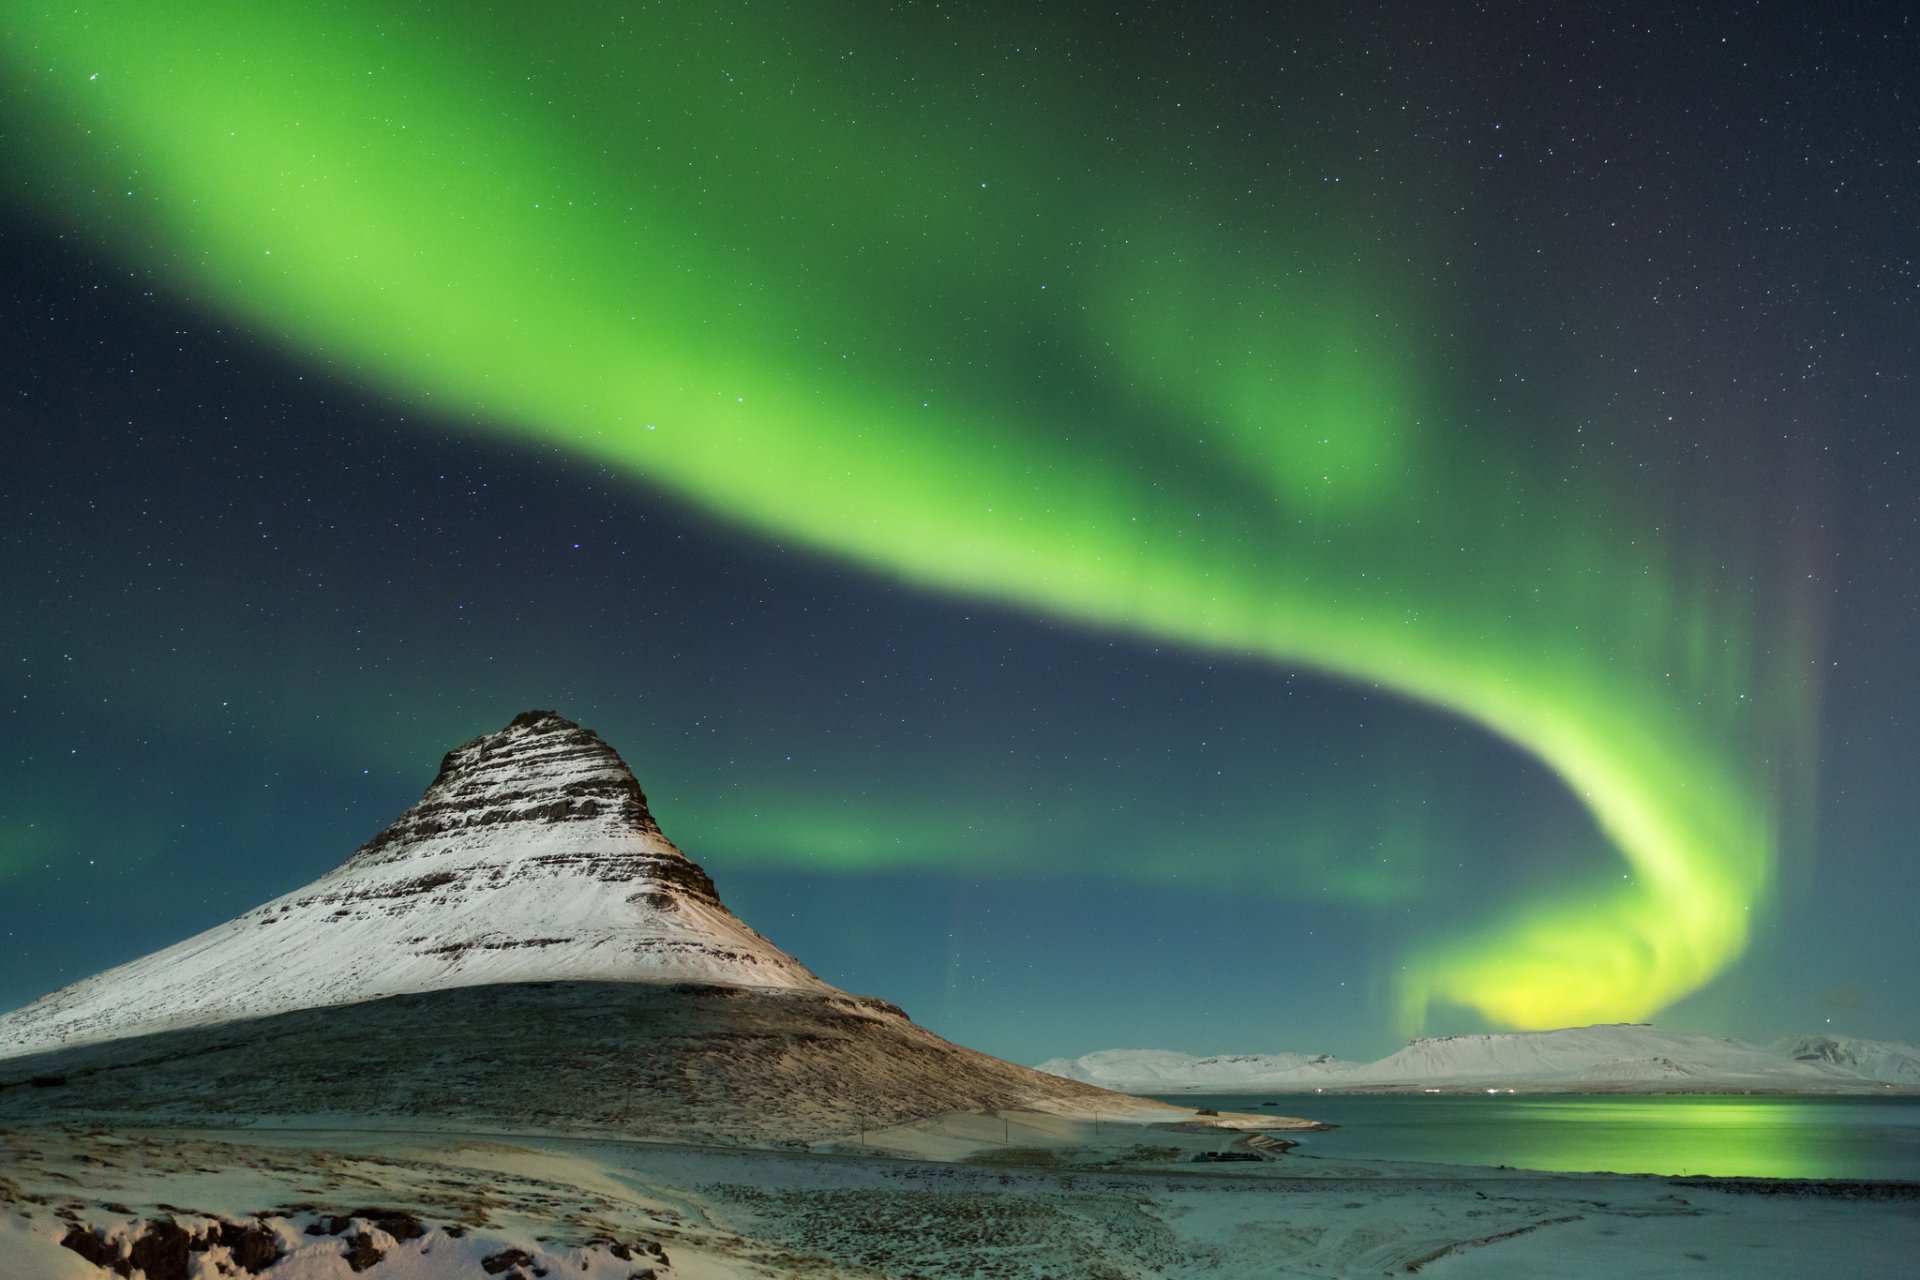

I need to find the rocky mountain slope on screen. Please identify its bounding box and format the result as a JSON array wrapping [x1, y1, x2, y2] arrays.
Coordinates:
[[0, 711, 828, 1059]]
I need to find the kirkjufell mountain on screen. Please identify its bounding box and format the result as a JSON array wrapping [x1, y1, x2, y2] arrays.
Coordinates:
[[0, 711, 824, 1059], [0, 712, 1123, 1141]]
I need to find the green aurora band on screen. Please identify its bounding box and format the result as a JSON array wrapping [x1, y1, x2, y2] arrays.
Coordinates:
[[0, 2, 1813, 1029]]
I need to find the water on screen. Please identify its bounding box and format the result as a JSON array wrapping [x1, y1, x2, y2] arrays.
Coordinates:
[[1150, 1093, 1920, 1180]]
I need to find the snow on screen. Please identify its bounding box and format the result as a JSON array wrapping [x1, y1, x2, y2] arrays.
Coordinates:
[[5, 1124, 1914, 1279], [1342, 1024, 1864, 1089], [1416, 1190, 1920, 1280], [1040, 1024, 1920, 1093], [0, 712, 830, 1060], [0, 1127, 714, 1279], [0, 1216, 100, 1280], [1770, 1034, 1920, 1084]]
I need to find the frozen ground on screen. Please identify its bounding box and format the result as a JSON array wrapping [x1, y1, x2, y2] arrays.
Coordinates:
[[4, 1118, 1913, 1279]]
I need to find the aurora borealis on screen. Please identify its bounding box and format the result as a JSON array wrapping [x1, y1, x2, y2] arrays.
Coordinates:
[[2, 3, 1913, 1060]]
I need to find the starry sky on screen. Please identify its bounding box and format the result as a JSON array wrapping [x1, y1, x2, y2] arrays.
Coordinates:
[[1, 2, 1914, 1065]]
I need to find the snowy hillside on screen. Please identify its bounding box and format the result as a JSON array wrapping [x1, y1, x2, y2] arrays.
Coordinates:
[[1772, 1034, 1920, 1084], [0, 711, 830, 1059], [1043, 1024, 1920, 1093], [1339, 1025, 1864, 1089], [1035, 1048, 1355, 1092]]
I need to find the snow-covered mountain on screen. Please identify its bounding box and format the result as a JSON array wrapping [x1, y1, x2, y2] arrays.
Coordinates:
[[1043, 1024, 1920, 1093], [0, 710, 830, 1059], [0, 711, 1146, 1140], [1037, 1048, 1357, 1092], [1772, 1034, 1920, 1084], [1337, 1025, 1868, 1089]]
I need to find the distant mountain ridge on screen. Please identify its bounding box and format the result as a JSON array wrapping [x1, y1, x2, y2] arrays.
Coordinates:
[[1771, 1034, 1920, 1084], [1041, 1049, 1348, 1092], [1039, 1024, 1920, 1093]]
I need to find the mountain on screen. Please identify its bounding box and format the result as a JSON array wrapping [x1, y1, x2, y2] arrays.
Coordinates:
[[1772, 1034, 1920, 1084], [0, 711, 1136, 1142], [0, 710, 826, 1059], [1042, 1024, 1920, 1093], [1037, 1049, 1356, 1092], [1336, 1025, 1866, 1090]]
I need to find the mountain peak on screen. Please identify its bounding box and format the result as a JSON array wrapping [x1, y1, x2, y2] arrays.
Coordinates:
[[0, 711, 828, 1058], [353, 710, 654, 853], [340, 709, 724, 908]]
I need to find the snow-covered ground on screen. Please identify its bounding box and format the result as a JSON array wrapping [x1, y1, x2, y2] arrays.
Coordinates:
[[4, 1122, 1913, 1279], [1040, 1023, 1920, 1093]]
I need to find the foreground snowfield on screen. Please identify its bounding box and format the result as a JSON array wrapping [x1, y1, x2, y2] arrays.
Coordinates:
[[3, 1119, 1914, 1279]]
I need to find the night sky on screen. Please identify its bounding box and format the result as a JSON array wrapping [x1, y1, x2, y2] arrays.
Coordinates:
[[2, 2, 1914, 1065]]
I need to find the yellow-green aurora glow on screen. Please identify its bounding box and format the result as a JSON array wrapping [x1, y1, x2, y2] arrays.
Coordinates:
[[0, 2, 1814, 1029]]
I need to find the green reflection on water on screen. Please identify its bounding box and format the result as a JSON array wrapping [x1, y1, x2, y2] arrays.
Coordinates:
[[1489, 1097, 1831, 1179], [1161, 1094, 1920, 1180]]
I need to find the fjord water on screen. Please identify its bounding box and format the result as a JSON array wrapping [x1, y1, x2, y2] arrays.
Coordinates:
[[1156, 1094, 1920, 1180]]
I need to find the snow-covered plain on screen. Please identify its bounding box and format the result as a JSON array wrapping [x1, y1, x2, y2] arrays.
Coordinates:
[[1040, 1024, 1920, 1093]]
